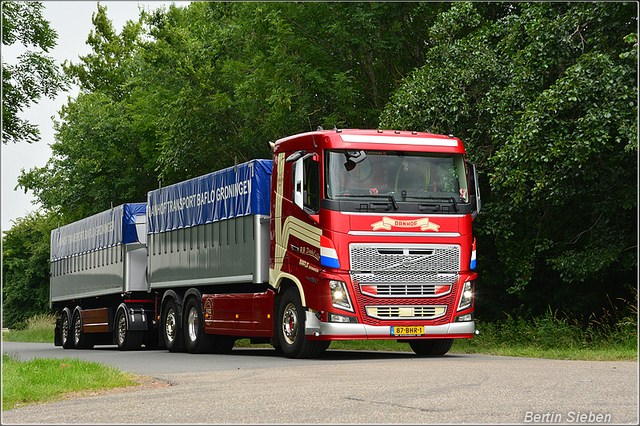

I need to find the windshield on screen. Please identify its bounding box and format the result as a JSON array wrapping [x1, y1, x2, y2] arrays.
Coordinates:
[[325, 150, 469, 203]]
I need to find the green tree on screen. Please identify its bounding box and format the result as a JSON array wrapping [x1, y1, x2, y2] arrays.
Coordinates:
[[18, 91, 159, 221], [17, 4, 157, 221], [380, 2, 637, 319], [62, 2, 143, 100], [2, 1, 68, 144], [135, 2, 445, 182], [2, 211, 58, 328]]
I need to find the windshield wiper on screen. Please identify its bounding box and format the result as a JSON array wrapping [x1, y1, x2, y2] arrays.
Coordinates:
[[334, 193, 398, 210], [387, 193, 398, 210], [406, 195, 459, 212]]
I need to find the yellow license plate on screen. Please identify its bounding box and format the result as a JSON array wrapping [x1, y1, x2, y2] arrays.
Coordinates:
[[391, 326, 424, 336]]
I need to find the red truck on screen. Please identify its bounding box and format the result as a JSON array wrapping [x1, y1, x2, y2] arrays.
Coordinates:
[[52, 129, 480, 358]]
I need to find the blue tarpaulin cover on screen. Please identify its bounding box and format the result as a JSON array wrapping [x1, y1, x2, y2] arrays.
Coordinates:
[[50, 203, 147, 261], [147, 159, 272, 234]]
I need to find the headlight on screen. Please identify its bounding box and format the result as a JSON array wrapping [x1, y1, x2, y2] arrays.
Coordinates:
[[329, 280, 354, 312], [454, 313, 474, 322], [328, 312, 358, 323], [457, 280, 473, 311]]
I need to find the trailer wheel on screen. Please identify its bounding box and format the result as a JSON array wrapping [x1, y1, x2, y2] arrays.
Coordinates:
[[276, 288, 329, 359], [72, 309, 94, 349], [162, 299, 183, 352], [61, 309, 74, 349], [183, 297, 215, 354], [115, 308, 143, 351], [409, 338, 453, 356]]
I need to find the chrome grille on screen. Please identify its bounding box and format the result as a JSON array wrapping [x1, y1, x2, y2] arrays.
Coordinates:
[[350, 243, 460, 272], [350, 243, 460, 322], [365, 305, 447, 320], [352, 271, 458, 285], [359, 283, 451, 298]]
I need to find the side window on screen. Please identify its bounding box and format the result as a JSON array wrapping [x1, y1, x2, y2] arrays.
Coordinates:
[[292, 153, 320, 214], [304, 157, 320, 213], [292, 161, 299, 202]]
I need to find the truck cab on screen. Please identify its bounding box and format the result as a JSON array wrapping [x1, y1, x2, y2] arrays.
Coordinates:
[[269, 129, 480, 357]]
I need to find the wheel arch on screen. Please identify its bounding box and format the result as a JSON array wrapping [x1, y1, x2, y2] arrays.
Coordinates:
[[161, 290, 185, 321], [273, 273, 306, 306], [183, 287, 202, 306]]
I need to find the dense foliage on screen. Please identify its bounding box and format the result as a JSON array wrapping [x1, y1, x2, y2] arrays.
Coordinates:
[[379, 2, 637, 320], [2, 1, 68, 144], [2, 212, 58, 328], [3, 2, 637, 329]]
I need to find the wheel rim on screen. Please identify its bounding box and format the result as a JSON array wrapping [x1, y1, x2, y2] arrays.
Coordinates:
[[165, 308, 176, 344], [62, 315, 69, 345], [74, 315, 82, 345], [282, 302, 299, 345], [187, 307, 199, 343], [117, 313, 127, 345]]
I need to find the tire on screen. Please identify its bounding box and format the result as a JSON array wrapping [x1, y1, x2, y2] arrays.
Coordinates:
[[162, 298, 184, 352], [61, 308, 74, 349], [409, 338, 453, 356], [276, 288, 329, 359], [72, 309, 94, 349], [183, 297, 216, 354], [115, 308, 143, 351]]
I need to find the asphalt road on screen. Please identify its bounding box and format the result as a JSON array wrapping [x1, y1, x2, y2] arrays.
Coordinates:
[[2, 342, 638, 424]]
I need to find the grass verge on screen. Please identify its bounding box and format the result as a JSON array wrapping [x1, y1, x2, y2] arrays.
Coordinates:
[[2, 352, 138, 411], [2, 313, 56, 343]]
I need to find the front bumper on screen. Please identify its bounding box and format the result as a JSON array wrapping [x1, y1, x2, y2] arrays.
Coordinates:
[[304, 311, 475, 338]]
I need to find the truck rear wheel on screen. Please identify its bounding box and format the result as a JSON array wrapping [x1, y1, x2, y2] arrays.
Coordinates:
[[115, 308, 143, 350], [409, 338, 453, 356], [183, 297, 216, 354], [162, 299, 183, 352], [276, 288, 329, 359], [61, 308, 74, 349], [72, 309, 94, 349]]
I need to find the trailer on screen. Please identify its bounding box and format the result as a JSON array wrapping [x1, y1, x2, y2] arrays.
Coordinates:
[[52, 129, 480, 358], [50, 203, 147, 349]]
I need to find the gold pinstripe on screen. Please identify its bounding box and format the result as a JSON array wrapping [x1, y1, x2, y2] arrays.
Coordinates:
[[270, 152, 322, 306]]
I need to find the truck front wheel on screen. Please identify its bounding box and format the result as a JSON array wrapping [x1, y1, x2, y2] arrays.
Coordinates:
[[183, 297, 215, 354], [276, 288, 329, 359], [409, 338, 453, 356], [162, 299, 183, 352]]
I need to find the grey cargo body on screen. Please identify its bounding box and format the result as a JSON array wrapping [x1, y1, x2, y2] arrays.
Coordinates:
[[146, 159, 273, 289], [49, 203, 147, 305]]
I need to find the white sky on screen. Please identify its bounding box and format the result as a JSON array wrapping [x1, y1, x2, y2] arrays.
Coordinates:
[[1, 1, 190, 233]]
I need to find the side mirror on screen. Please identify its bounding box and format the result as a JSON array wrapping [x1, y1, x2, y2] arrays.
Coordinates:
[[466, 161, 481, 219], [287, 150, 307, 163], [344, 150, 366, 170]]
